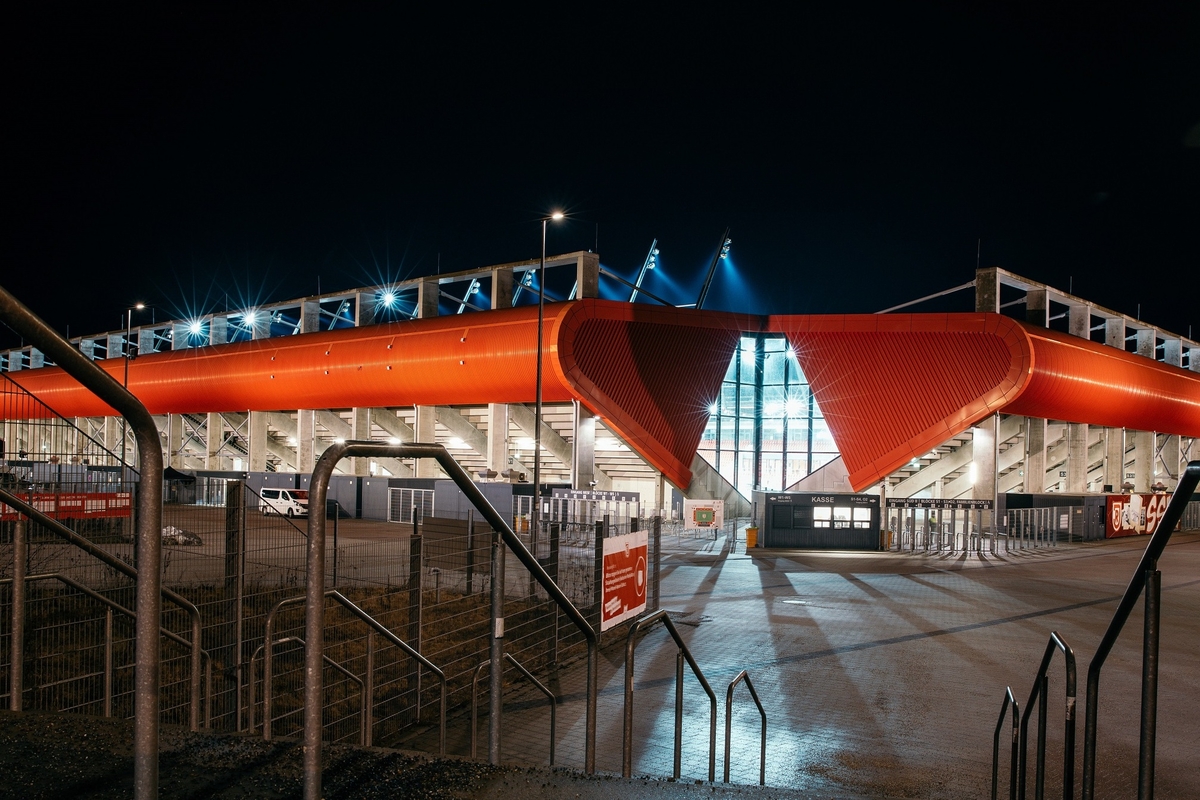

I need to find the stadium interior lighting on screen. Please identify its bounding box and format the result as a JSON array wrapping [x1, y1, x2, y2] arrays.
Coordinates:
[[785, 397, 803, 418], [243, 310, 257, 325], [719, 238, 732, 260], [188, 320, 202, 335], [381, 290, 397, 307], [387, 437, 401, 445]]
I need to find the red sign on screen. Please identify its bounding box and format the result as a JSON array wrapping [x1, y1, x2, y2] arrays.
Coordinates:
[[601, 530, 648, 631], [1105, 493, 1170, 538], [0, 491, 132, 522]]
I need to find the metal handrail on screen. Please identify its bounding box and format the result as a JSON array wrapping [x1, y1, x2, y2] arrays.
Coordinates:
[[262, 589, 447, 755], [471, 653, 557, 764], [0, 487, 205, 730], [724, 670, 766, 785], [300, 442, 599, 800], [993, 687, 1020, 800], [1017, 632, 1076, 800], [248, 637, 367, 745], [1081, 461, 1200, 800], [623, 608, 718, 781], [2, 283, 165, 800], [0, 572, 212, 727]]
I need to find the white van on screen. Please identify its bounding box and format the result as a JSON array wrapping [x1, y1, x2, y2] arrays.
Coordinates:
[[260, 488, 309, 518]]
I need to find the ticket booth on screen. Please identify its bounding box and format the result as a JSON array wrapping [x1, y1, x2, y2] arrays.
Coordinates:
[[755, 492, 881, 549]]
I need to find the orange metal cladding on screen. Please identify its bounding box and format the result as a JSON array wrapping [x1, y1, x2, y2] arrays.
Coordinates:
[[1005, 321, 1200, 435], [5, 305, 574, 418], [769, 313, 1032, 491], [555, 300, 758, 489]]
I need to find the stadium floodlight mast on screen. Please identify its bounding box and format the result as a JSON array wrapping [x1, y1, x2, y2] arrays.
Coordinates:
[[533, 211, 565, 540]]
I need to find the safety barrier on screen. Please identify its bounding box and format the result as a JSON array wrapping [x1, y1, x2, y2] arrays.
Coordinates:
[[262, 589, 447, 755], [992, 687, 1020, 800], [724, 670, 766, 785], [470, 653, 557, 764], [622, 608, 717, 781], [1012, 632, 1076, 800], [248, 637, 367, 745]]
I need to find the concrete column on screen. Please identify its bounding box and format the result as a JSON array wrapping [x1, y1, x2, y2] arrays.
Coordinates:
[[350, 407, 371, 475], [103, 417, 120, 465], [164, 414, 183, 468], [1131, 430, 1154, 493], [29, 350, 43, 369], [1104, 318, 1125, 349], [205, 412, 223, 470], [576, 252, 600, 299], [1025, 418, 1047, 492], [209, 316, 228, 346], [78, 340, 95, 360], [355, 292, 376, 327], [1190, 345, 1200, 374], [572, 401, 597, 490], [1026, 288, 1049, 327], [172, 322, 191, 350], [1066, 423, 1089, 492], [1104, 428, 1125, 491], [414, 405, 440, 478], [487, 403, 510, 475], [297, 409, 316, 473], [971, 415, 997, 503], [107, 333, 124, 359], [1068, 304, 1091, 340], [138, 328, 156, 354], [1159, 340, 1183, 487], [974, 267, 1000, 313], [416, 279, 439, 320], [301, 301, 321, 334], [491, 268, 514, 309], [248, 411, 268, 472]]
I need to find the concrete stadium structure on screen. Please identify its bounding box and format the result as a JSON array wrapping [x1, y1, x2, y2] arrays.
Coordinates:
[[3, 256, 1199, 522]]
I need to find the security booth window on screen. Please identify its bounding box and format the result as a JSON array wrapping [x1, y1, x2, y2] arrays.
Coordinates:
[[813, 507, 832, 528], [833, 506, 852, 528], [853, 507, 872, 529]]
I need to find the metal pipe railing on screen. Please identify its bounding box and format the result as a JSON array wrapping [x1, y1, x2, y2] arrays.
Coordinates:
[[993, 686, 1021, 800], [1, 572, 212, 727], [1081, 461, 1200, 800], [299, 442, 598, 800], [0, 486, 205, 729], [1, 283, 164, 800], [1016, 632, 1076, 800], [248, 637, 366, 745], [623, 608, 717, 781], [262, 589, 446, 754], [724, 670, 766, 785], [471, 653, 558, 764]]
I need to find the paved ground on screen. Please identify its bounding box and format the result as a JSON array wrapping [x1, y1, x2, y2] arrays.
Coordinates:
[[473, 529, 1200, 798]]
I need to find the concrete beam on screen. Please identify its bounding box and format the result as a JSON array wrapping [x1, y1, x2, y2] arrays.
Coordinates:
[[508, 402, 612, 490]]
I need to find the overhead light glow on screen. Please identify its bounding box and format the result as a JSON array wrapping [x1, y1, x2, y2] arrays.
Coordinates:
[[188, 320, 202, 335], [387, 437, 401, 445], [550, 211, 565, 221], [243, 310, 257, 325], [381, 290, 397, 307]]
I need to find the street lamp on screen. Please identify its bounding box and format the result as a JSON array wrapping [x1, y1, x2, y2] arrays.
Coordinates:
[[533, 211, 565, 540], [120, 303, 146, 470]]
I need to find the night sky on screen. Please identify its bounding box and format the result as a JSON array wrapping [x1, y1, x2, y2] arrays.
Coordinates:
[[5, 5, 1198, 350]]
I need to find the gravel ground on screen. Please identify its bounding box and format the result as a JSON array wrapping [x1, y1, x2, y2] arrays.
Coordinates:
[[0, 711, 825, 800]]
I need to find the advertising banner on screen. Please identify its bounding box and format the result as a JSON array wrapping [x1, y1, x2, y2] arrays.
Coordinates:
[[600, 530, 648, 631], [683, 498, 724, 530], [1106, 493, 1171, 538]]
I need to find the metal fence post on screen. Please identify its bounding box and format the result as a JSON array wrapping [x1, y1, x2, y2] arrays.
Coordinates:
[[408, 532, 423, 724], [549, 521, 560, 664], [222, 480, 243, 727], [1139, 568, 1161, 799], [489, 529, 505, 764], [652, 516, 661, 612], [11, 519, 26, 711], [466, 509, 475, 595]]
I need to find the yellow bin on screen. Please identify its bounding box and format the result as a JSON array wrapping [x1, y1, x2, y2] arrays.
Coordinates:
[[745, 526, 759, 548]]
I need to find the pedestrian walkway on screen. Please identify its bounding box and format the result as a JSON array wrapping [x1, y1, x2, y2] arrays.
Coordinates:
[[478, 529, 1200, 798]]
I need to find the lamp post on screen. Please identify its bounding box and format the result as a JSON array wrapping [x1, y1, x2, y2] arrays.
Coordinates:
[[120, 303, 145, 470], [532, 212, 564, 540]]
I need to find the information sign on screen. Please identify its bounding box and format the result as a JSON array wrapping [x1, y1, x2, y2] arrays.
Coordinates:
[[683, 498, 724, 530], [600, 530, 648, 631]]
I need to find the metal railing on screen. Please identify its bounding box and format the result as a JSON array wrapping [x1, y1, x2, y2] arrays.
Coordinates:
[[248, 636, 367, 745], [2, 283, 165, 800], [1, 570, 213, 726], [262, 589, 447, 755], [622, 608, 717, 781], [992, 687, 1021, 800], [724, 670, 766, 785], [301, 442, 599, 800], [1, 490, 204, 729], [470, 653, 557, 764], [1016, 632, 1076, 800], [1081, 461, 1200, 800]]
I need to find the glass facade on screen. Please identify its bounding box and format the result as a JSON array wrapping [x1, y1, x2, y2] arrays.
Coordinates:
[[697, 334, 838, 498]]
